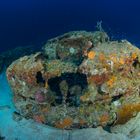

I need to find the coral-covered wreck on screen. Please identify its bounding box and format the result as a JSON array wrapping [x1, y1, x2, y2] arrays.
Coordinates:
[[6, 31, 140, 129]]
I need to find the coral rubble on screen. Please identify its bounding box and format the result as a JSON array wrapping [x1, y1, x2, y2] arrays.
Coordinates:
[[6, 30, 140, 129]]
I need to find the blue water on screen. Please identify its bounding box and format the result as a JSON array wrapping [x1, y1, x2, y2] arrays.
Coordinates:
[[0, 0, 140, 52]]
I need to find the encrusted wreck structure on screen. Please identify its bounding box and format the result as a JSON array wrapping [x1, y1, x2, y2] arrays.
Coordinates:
[[6, 31, 140, 129]]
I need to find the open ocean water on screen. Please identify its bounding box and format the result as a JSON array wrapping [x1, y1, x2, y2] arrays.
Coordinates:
[[0, 0, 140, 52]]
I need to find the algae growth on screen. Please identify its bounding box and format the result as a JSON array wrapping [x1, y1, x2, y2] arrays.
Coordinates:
[[6, 30, 140, 129]]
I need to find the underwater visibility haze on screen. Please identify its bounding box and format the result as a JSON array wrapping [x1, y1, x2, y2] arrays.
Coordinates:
[[0, 0, 140, 52], [1, 0, 140, 140]]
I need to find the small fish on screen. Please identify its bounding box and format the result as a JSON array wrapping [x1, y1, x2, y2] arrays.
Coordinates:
[[0, 105, 11, 110]]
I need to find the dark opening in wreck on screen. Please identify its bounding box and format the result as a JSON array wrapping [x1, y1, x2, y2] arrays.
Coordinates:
[[48, 72, 88, 106]]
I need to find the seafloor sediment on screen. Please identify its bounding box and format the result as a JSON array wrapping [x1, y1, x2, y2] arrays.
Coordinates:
[[6, 30, 140, 130]]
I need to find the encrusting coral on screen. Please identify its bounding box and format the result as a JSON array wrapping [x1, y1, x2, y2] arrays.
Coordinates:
[[6, 30, 140, 129]]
